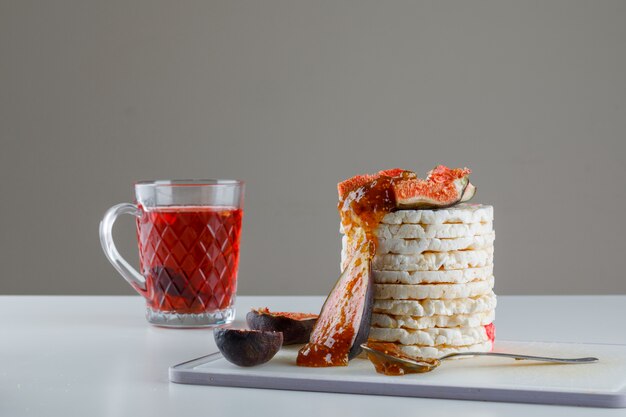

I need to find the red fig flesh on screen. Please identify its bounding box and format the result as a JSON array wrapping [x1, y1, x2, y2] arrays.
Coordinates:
[[393, 166, 471, 209], [337, 174, 377, 200], [337, 169, 415, 200]]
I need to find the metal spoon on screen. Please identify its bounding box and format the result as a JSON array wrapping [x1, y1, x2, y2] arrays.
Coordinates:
[[360, 343, 599, 374]]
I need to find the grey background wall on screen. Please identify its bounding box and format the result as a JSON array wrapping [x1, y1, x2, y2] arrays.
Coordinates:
[[1, 0, 625, 296]]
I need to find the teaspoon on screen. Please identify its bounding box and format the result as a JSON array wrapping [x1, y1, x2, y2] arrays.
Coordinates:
[[360, 343, 599, 375]]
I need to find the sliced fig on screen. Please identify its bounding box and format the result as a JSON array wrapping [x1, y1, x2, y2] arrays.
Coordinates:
[[460, 182, 476, 202], [297, 241, 374, 367], [393, 166, 471, 209], [214, 328, 283, 367], [337, 174, 377, 200], [337, 169, 416, 200], [365, 341, 439, 375], [377, 168, 416, 179], [246, 308, 318, 345]]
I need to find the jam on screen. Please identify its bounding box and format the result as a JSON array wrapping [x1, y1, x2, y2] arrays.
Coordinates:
[[339, 172, 414, 239], [365, 341, 439, 375], [297, 171, 411, 367], [339, 171, 414, 263]]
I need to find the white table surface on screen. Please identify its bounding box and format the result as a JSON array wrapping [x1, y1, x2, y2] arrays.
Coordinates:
[[2, 295, 626, 416]]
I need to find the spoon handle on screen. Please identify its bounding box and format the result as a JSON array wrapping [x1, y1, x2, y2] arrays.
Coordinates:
[[439, 351, 598, 363]]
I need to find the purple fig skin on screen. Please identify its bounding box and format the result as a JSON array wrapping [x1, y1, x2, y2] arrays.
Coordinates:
[[348, 258, 374, 360], [214, 328, 283, 367], [460, 182, 476, 203], [246, 310, 317, 345]]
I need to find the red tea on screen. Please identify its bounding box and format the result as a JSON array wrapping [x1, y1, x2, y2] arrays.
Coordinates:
[[136, 206, 243, 314]]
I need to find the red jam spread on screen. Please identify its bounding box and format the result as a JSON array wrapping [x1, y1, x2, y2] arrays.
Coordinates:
[[365, 341, 438, 375]]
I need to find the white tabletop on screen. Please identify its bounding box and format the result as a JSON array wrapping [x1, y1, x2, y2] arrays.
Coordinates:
[[2, 295, 626, 416]]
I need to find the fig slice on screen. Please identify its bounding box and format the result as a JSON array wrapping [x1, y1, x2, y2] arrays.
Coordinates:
[[337, 174, 377, 200], [393, 166, 471, 209], [214, 328, 283, 367], [297, 241, 374, 367], [246, 308, 318, 345], [337, 169, 416, 200]]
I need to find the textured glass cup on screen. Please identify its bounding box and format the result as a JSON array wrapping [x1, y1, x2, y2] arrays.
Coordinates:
[[99, 180, 244, 327]]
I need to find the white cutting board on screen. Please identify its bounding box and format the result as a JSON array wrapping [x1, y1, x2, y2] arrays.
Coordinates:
[[169, 340, 626, 408]]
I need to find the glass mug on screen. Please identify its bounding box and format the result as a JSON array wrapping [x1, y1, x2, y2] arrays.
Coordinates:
[[99, 180, 244, 327]]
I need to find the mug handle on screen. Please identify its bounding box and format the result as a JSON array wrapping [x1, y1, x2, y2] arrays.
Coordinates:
[[99, 203, 147, 294]]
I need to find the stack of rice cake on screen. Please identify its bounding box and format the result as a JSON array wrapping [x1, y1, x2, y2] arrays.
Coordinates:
[[340, 203, 496, 359]]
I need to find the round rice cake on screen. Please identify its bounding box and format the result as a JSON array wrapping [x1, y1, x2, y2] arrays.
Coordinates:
[[373, 222, 493, 239], [341, 221, 493, 239], [381, 204, 493, 225], [375, 277, 494, 300], [395, 341, 494, 359], [373, 265, 493, 284], [369, 324, 493, 346], [374, 233, 495, 255], [371, 310, 495, 330], [367, 248, 494, 272], [373, 293, 497, 316]]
